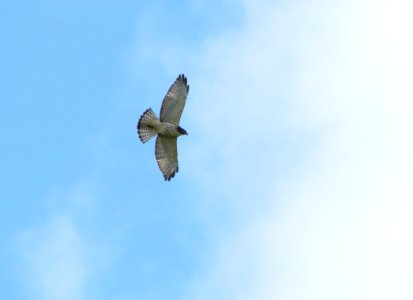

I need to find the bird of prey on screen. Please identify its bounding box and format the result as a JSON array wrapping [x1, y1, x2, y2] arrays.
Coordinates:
[[137, 74, 189, 181]]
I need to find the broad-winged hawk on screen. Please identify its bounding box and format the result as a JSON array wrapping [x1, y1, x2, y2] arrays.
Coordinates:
[[137, 74, 189, 181]]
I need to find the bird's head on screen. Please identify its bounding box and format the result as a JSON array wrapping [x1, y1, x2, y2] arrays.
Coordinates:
[[177, 126, 188, 136]]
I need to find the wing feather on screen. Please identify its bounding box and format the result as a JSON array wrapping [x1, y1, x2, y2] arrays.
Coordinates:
[[155, 136, 179, 181], [160, 74, 189, 125]]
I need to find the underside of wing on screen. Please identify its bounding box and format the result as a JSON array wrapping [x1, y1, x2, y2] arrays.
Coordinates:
[[155, 136, 179, 181], [160, 74, 189, 126]]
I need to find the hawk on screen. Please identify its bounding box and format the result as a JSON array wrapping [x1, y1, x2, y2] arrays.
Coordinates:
[[137, 74, 189, 181]]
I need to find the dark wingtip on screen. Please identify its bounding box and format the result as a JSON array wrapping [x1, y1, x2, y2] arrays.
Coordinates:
[[177, 74, 189, 92], [164, 169, 178, 181]]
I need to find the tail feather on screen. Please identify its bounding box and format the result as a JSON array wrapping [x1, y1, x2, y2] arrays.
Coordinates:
[[137, 108, 159, 143]]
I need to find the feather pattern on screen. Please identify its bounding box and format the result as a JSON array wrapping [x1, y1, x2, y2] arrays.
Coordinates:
[[155, 136, 178, 181], [137, 108, 159, 143], [160, 74, 189, 125]]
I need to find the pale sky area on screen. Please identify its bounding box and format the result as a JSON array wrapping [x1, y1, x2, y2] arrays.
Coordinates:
[[1, 0, 412, 299]]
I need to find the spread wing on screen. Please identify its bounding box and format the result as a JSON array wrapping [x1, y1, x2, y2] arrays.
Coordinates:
[[160, 74, 189, 125], [155, 136, 179, 181]]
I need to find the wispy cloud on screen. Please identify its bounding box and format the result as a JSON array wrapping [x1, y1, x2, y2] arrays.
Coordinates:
[[17, 215, 96, 300], [18, 216, 90, 300], [12, 171, 114, 300], [183, 0, 413, 299]]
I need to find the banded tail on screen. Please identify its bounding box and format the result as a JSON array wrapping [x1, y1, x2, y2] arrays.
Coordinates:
[[137, 108, 159, 143]]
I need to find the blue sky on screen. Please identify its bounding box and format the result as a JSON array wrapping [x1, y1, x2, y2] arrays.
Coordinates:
[[1, 0, 413, 299]]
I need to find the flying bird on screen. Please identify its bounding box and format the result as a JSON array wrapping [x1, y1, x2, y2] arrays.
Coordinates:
[[137, 74, 189, 181]]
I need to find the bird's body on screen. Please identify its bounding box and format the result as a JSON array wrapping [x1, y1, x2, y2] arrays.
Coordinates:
[[137, 74, 189, 181], [158, 123, 183, 137], [151, 121, 186, 137], [138, 110, 185, 139]]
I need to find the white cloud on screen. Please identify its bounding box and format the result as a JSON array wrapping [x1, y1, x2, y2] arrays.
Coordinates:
[[18, 215, 93, 300], [184, 0, 413, 299]]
